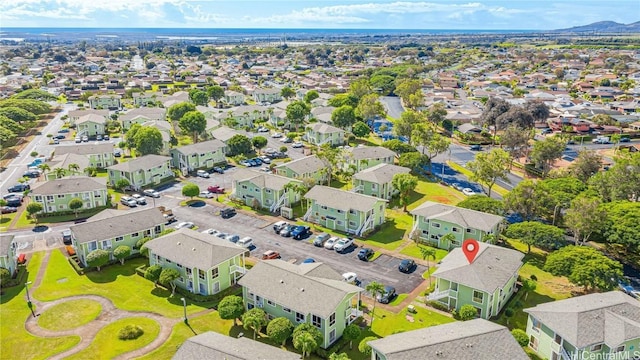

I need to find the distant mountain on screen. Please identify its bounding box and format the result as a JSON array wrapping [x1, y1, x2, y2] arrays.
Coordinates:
[[554, 21, 640, 33]]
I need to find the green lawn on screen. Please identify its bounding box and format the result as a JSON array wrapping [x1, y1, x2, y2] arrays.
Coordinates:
[[33, 250, 215, 318], [404, 178, 466, 211], [371, 306, 455, 337], [67, 317, 160, 360], [0, 212, 17, 230], [0, 252, 81, 359], [38, 299, 102, 331], [360, 212, 410, 250], [399, 243, 449, 262], [388, 294, 408, 306]]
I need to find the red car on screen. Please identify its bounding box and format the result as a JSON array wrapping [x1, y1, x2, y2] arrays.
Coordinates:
[[207, 185, 225, 194]]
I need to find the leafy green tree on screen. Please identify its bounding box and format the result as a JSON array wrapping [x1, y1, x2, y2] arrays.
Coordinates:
[[369, 74, 395, 95], [570, 150, 602, 183], [544, 246, 622, 292], [358, 336, 377, 356], [525, 102, 550, 124], [351, 121, 371, 139], [500, 126, 530, 160], [394, 110, 423, 144], [251, 136, 268, 153], [303, 90, 319, 103], [227, 134, 252, 156], [179, 111, 206, 143], [206, 85, 225, 103], [113, 245, 131, 265], [316, 143, 341, 185], [266, 317, 294, 346], [530, 136, 566, 177], [365, 281, 385, 325], [512, 329, 529, 347], [293, 323, 323, 348], [349, 78, 372, 100], [280, 87, 296, 100], [426, 102, 447, 125], [395, 79, 422, 105], [588, 152, 640, 202], [458, 304, 477, 320], [167, 102, 196, 122], [133, 126, 163, 155], [342, 324, 361, 350], [242, 308, 268, 339], [12, 89, 57, 101], [188, 89, 208, 106], [466, 148, 511, 197], [286, 100, 310, 131], [504, 179, 541, 221], [114, 178, 130, 191], [0, 115, 25, 133], [86, 249, 110, 271], [0, 267, 10, 288], [564, 196, 606, 245], [182, 182, 200, 199], [294, 331, 319, 358], [0, 107, 37, 122], [355, 93, 385, 121], [283, 181, 308, 211], [331, 105, 356, 130], [382, 139, 417, 154], [415, 127, 450, 162], [0, 98, 50, 115], [126, 123, 142, 149], [600, 201, 640, 254], [26, 202, 43, 224], [328, 93, 358, 108], [504, 221, 565, 252], [456, 195, 504, 215], [329, 353, 350, 360], [144, 264, 162, 287], [218, 295, 245, 325], [159, 268, 180, 296], [392, 173, 418, 212], [398, 152, 429, 174], [68, 197, 84, 218]]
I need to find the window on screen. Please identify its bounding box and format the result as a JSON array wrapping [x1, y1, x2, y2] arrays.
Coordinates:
[[265, 189, 271, 193], [198, 270, 205, 280], [46, 195, 54, 201], [329, 313, 335, 326], [452, 227, 459, 233], [242, 185, 247, 189], [57, 194, 65, 199], [131, 233, 139, 237], [329, 329, 336, 343], [155, 225, 162, 233], [312, 315, 321, 328], [283, 307, 291, 313], [295, 312, 305, 323], [615, 345, 625, 353], [267, 299, 275, 306], [178, 277, 184, 283], [529, 336, 538, 351], [472, 290, 484, 304], [34, 196, 42, 201], [590, 344, 602, 352], [337, 209, 342, 214], [88, 241, 98, 251], [432, 223, 440, 228], [349, 209, 355, 215], [554, 334, 562, 345], [186, 268, 192, 275], [466, 228, 474, 233], [177, 264, 182, 269], [101, 240, 112, 249], [211, 267, 219, 278], [531, 318, 541, 332], [336, 220, 343, 226], [320, 205, 328, 210]]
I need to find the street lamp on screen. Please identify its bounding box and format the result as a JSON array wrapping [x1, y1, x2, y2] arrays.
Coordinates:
[[180, 297, 188, 324], [25, 281, 35, 318]]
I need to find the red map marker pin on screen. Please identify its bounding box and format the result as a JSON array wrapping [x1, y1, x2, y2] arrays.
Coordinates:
[[462, 239, 480, 264]]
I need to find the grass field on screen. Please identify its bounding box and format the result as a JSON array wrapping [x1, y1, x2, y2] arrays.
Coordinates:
[[371, 306, 455, 337], [37, 299, 102, 331], [399, 243, 448, 262]]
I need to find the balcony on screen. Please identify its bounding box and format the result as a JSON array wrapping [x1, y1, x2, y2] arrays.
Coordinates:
[[230, 265, 246, 275], [427, 288, 457, 301], [348, 308, 363, 323]]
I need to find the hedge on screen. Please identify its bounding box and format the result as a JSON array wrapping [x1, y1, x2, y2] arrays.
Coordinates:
[[68, 256, 86, 275], [1, 265, 27, 288]]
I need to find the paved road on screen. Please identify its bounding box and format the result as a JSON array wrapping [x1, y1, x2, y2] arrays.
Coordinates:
[[379, 96, 404, 119]]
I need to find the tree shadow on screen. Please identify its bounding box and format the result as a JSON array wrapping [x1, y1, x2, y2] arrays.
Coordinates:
[[85, 262, 137, 283]]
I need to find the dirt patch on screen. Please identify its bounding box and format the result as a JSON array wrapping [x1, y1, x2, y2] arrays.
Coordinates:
[[429, 195, 455, 204]]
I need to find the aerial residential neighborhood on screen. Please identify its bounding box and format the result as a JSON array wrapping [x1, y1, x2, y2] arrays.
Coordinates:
[[1, 16, 639, 360]]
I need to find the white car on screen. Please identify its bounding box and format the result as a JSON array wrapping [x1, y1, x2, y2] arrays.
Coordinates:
[[324, 236, 339, 250], [334, 237, 354, 253], [143, 189, 160, 198], [292, 141, 304, 148], [271, 132, 283, 138], [257, 126, 269, 132], [201, 228, 219, 235], [462, 188, 476, 196], [196, 170, 210, 178], [131, 194, 147, 205], [199, 191, 214, 198], [259, 156, 271, 164], [237, 237, 253, 248], [175, 221, 195, 229], [452, 183, 464, 191], [342, 272, 358, 284]]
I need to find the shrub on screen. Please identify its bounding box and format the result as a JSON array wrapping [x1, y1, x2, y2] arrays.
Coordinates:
[[512, 329, 529, 347], [426, 300, 450, 313], [118, 325, 144, 340]]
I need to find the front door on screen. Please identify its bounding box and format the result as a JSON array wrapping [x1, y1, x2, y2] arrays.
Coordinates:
[[199, 283, 206, 295], [326, 218, 335, 229]]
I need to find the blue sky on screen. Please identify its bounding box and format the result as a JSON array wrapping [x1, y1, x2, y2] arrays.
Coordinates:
[[1, 0, 638, 29]]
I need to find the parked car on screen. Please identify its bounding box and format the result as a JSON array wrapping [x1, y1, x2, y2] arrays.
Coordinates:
[[270, 132, 283, 138], [210, 166, 224, 174], [237, 237, 253, 248], [342, 272, 358, 284], [53, 139, 60, 144], [302, 258, 316, 263], [61, 230, 72, 245], [114, 149, 122, 157], [620, 137, 631, 143], [220, 208, 236, 219], [291, 226, 311, 240], [357, 248, 374, 261], [143, 189, 160, 198], [75, 137, 82, 143], [201, 228, 219, 235], [313, 233, 330, 247], [104, 134, 110, 141], [81, 135, 89, 142], [131, 194, 147, 205], [5, 198, 21, 207], [292, 141, 304, 148], [120, 196, 138, 207], [324, 236, 339, 250], [199, 190, 215, 198], [225, 234, 240, 243], [279, 224, 297, 237], [334, 237, 354, 253], [469, 144, 482, 151], [376, 286, 397, 304], [462, 188, 476, 196], [174, 221, 195, 230], [3, 193, 23, 201], [273, 221, 288, 233], [451, 183, 464, 191], [257, 126, 269, 133], [262, 250, 281, 260], [196, 169, 210, 178], [280, 137, 293, 143], [53, 134, 65, 140], [1, 206, 17, 214], [215, 232, 229, 239], [58, 128, 70, 133], [541, 128, 553, 135], [8, 184, 30, 193], [259, 156, 271, 164], [239, 159, 251, 167], [23, 170, 41, 178], [207, 185, 225, 194], [96, 134, 103, 141], [398, 259, 416, 273]]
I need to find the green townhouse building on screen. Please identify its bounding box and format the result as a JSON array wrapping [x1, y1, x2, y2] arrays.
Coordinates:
[[88, 94, 121, 110], [70, 207, 166, 267], [343, 146, 396, 173], [409, 201, 503, 250], [173, 331, 300, 360], [226, 105, 271, 128], [524, 291, 640, 360], [275, 155, 327, 185], [132, 92, 162, 107], [54, 142, 115, 169], [303, 185, 387, 237], [0, 235, 17, 276], [76, 113, 106, 138], [68, 109, 109, 127], [29, 176, 108, 214], [352, 163, 411, 200], [305, 123, 345, 147], [238, 259, 364, 349], [45, 153, 91, 180], [427, 242, 523, 320], [368, 319, 529, 360], [252, 88, 282, 103], [119, 108, 166, 131], [107, 155, 173, 191], [231, 169, 304, 213], [170, 139, 227, 173], [144, 229, 247, 296]]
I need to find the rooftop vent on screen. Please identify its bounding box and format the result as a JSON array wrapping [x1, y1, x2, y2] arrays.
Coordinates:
[[192, 248, 196, 251], [177, 241, 181, 245], [279, 279, 284, 283], [300, 288, 304, 292]]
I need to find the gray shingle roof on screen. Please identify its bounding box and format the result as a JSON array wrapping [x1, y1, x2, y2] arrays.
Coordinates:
[[238, 260, 363, 318], [119, 108, 166, 121], [210, 126, 243, 142], [107, 154, 170, 172], [275, 155, 325, 176], [172, 331, 300, 360], [30, 176, 106, 195], [432, 243, 523, 293], [68, 109, 108, 119], [0, 235, 15, 258], [306, 122, 344, 134], [144, 229, 246, 270], [368, 319, 529, 360], [46, 153, 90, 171], [54, 143, 114, 156], [347, 146, 396, 161], [410, 201, 503, 232], [76, 113, 106, 125], [70, 207, 166, 244], [171, 139, 226, 156], [524, 291, 640, 349], [232, 169, 300, 191], [353, 163, 410, 184], [304, 185, 387, 212]]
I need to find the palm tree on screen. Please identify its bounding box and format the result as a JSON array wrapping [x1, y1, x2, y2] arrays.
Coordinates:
[[419, 246, 436, 287], [37, 163, 50, 176], [53, 167, 66, 179], [365, 281, 385, 326], [68, 163, 80, 174], [441, 233, 457, 251], [293, 331, 319, 358], [282, 181, 308, 212]]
